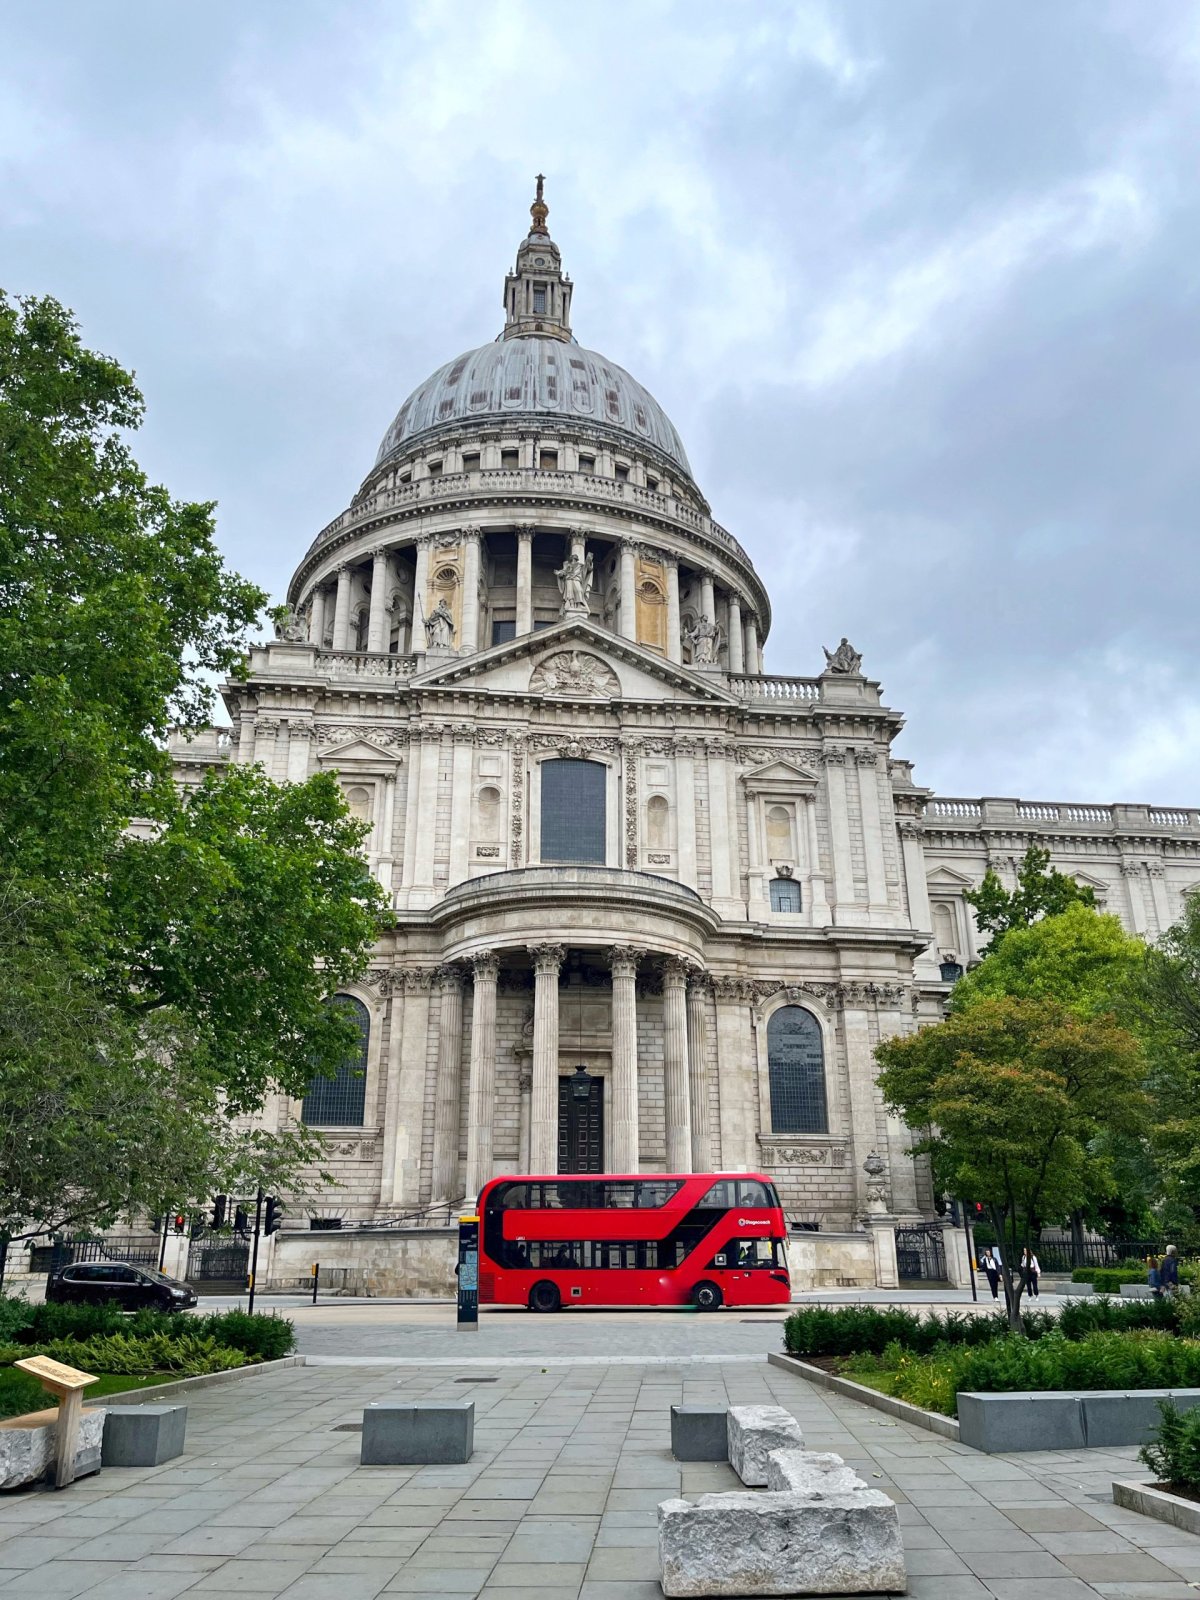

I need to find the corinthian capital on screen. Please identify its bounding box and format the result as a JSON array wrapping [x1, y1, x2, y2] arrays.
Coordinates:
[[528, 942, 566, 976], [609, 945, 642, 979], [471, 950, 500, 981]]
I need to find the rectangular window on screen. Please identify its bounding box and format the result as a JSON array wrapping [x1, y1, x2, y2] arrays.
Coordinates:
[[578, 454, 595, 474], [462, 453, 480, 473], [770, 878, 802, 913], [427, 460, 443, 479], [541, 758, 606, 865], [539, 449, 558, 470], [501, 448, 520, 469], [646, 475, 659, 491], [615, 463, 630, 482], [491, 619, 517, 646], [533, 619, 552, 631], [533, 284, 547, 314]]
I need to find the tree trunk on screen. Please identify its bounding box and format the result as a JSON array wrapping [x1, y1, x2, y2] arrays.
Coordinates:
[[1070, 1209, 1086, 1269], [990, 1205, 1025, 1332]]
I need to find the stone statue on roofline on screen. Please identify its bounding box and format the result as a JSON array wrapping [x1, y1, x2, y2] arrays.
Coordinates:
[[822, 637, 862, 675], [272, 605, 308, 643], [685, 614, 722, 666], [555, 549, 593, 616]]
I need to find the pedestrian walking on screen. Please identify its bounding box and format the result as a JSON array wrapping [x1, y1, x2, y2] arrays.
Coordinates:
[[1148, 1254, 1161, 1296], [980, 1247, 1000, 1300], [1022, 1246, 1040, 1298], [1160, 1244, 1180, 1294]]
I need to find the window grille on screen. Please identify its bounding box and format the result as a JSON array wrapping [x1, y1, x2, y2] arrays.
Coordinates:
[[769, 877, 802, 913], [767, 1006, 827, 1133], [302, 996, 369, 1127], [541, 759, 605, 864]]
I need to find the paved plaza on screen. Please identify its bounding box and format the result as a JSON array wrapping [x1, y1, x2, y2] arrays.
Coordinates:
[[3, 1318, 1200, 1600]]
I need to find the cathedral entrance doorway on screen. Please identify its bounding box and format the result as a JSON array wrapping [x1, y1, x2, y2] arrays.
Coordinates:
[[558, 1068, 604, 1173]]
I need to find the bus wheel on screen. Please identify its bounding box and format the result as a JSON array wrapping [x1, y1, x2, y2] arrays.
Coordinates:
[[692, 1281, 723, 1311], [529, 1280, 561, 1313]]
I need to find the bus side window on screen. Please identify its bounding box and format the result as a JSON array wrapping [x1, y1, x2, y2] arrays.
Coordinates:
[[737, 1180, 769, 1207], [699, 1179, 735, 1208]]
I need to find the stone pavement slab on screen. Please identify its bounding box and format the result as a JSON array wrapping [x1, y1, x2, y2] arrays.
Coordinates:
[[0, 1349, 1199, 1599]]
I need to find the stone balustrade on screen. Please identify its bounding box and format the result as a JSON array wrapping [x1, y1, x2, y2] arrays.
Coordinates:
[[929, 796, 1200, 833], [315, 650, 420, 682], [727, 674, 821, 703]]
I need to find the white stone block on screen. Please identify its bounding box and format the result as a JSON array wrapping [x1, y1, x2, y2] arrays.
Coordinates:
[[726, 1404, 804, 1487], [658, 1489, 907, 1597], [0, 1408, 106, 1490], [766, 1447, 866, 1496]]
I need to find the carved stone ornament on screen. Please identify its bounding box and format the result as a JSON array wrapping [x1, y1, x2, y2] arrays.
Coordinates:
[[528, 943, 566, 975], [647, 852, 671, 864], [529, 650, 619, 698], [772, 1147, 830, 1166], [776, 863, 794, 878], [475, 845, 501, 858], [399, 967, 438, 992], [274, 606, 308, 643]]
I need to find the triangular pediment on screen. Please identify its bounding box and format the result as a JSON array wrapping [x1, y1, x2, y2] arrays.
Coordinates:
[[926, 865, 976, 888], [741, 758, 820, 791], [316, 737, 397, 763], [408, 619, 737, 705]]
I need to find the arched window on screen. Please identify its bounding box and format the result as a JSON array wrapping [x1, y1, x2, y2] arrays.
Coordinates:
[[343, 784, 372, 823], [541, 759, 605, 864], [767, 1006, 827, 1134], [476, 785, 501, 842], [302, 996, 369, 1126], [933, 902, 958, 954], [769, 877, 801, 913], [646, 795, 669, 850], [766, 804, 793, 860]]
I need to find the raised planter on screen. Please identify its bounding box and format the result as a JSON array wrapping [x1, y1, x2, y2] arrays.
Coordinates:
[[959, 1388, 1200, 1453], [0, 1407, 106, 1491], [1113, 1478, 1200, 1535], [767, 1351, 960, 1443]]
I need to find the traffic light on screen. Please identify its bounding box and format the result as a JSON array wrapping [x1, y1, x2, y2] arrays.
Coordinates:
[[172, 1213, 186, 1235], [263, 1196, 283, 1236], [233, 1205, 249, 1235], [210, 1195, 227, 1230]]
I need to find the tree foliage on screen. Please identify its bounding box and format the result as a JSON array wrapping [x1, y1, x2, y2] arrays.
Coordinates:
[[876, 996, 1148, 1327], [0, 292, 389, 1247], [951, 902, 1145, 1017], [1137, 891, 1200, 1233], [965, 845, 1096, 955]]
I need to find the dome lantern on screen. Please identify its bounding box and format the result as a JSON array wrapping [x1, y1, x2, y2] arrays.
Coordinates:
[[502, 174, 573, 343]]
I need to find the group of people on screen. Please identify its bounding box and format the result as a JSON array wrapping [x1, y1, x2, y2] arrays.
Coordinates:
[[975, 1242, 1183, 1299]]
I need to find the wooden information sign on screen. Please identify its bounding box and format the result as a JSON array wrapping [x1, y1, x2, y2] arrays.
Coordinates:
[[14, 1355, 99, 1488]]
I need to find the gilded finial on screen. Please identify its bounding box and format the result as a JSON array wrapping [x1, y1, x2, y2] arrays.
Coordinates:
[[530, 173, 549, 236]]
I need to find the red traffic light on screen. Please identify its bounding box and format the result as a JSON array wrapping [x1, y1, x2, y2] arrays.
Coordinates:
[[172, 1213, 186, 1234]]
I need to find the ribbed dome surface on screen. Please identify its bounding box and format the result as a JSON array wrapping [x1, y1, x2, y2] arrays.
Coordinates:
[[374, 336, 692, 477]]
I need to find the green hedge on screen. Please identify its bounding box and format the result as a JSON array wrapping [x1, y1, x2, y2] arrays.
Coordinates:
[[0, 1368, 50, 1421], [782, 1305, 1057, 1359], [1070, 1266, 1149, 1290], [1140, 1399, 1200, 1490], [863, 1331, 1200, 1418], [0, 1297, 294, 1360], [0, 1332, 253, 1377], [1058, 1296, 1179, 1338]]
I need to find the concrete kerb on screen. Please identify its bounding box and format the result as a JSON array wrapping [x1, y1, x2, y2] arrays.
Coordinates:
[[119, 1354, 306, 1405], [1113, 1477, 1200, 1535], [767, 1350, 961, 1443]]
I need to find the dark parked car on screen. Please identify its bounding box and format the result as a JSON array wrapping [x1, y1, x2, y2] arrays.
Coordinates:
[[46, 1261, 197, 1313]]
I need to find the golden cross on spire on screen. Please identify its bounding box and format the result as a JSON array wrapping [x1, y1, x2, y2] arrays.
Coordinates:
[[530, 173, 549, 236]]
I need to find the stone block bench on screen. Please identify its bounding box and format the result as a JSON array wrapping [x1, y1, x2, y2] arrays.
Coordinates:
[[958, 1388, 1200, 1453], [672, 1405, 729, 1462], [361, 1400, 473, 1465], [659, 1407, 906, 1597], [0, 1407, 106, 1491], [102, 1404, 187, 1467]]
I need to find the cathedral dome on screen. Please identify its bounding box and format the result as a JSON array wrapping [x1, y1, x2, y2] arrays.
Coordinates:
[[373, 336, 693, 479]]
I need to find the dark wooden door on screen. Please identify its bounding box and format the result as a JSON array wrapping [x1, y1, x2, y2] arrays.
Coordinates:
[[558, 1076, 604, 1173]]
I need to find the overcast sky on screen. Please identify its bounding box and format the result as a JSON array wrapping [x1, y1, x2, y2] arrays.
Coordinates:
[[4, 1, 1198, 803]]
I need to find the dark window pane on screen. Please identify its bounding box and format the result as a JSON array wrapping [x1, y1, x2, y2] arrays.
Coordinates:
[[737, 1180, 770, 1207], [302, 995, 369, 1126], [770, 878, 802, 912], [767, 1006, 828, 1134], [699, 1179, 736, 1208], [541, 759, 605, 864], [491, 619, 516, 646]]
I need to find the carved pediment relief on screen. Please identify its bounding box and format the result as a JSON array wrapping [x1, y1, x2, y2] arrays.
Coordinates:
[[741, 758, 820, 794], [925, 864, 975, 888], [317, 737, 401, 764], [529, 650, 620, 699]]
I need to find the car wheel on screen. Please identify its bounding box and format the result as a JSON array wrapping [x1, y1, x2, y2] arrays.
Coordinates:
[[692, 1280, 723, 1311], [529, 1280, 561, 1313]]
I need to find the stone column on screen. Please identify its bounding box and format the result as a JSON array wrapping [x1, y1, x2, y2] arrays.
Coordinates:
[[465, 952, 499, 1198], [665, 556, 682, 664], [392, 969, 435, 1205], [822, 749, 860, 923], [805, 795, 831, 924], [253, 717, 278, 769], [676, 743, 698, 889], [430, 966, 466, 1201], [332, 565, 353, 650], [285, 722, 311, 782], [619, 539, 638, 640], [377, 773, 397, 893], [412, 729, 442, 891], [727, 594, 744, 673], [714, 979, 756, 1170], [1147, 861, 1171, 934], [447, 727, 475, 887], [687, 973, 712, 1172], [413, 535, 431, 643], [707, 743, 734, 902], [855, 749, 890, 916], [529, 944, 565, 1173], [1121, 860, 1148, 935], [237, 711, 256, 764], [743, 614, 760, 674], [516, 527, 534, 635], [699, 571, 716, 626], [461, 527, 481, 653], [517, 1070, 532, 1169], [609, 946, 641, 1171], [367, 551, 389, 652], [663, 959, 693, 1173], [308, 586, 327, 647]]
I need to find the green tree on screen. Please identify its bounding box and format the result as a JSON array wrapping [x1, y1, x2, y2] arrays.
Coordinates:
[[876, 997, 1148, 1328], [1139, 892, 1200, 1238], [966, 845, 1096, 955], [0, 292, 389, 1260]]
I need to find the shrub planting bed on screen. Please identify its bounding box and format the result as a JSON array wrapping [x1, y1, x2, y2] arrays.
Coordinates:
[[783, 1301, 1200, 1419], [0, 1296, 295, 1418]]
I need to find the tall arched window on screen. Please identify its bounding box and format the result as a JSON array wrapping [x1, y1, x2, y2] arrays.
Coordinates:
[[343, 784, 372, 823], [541, 759, 605, 864], [302, 995, 369, 1126], [766, 804, 793, 860], [646, 794, 669, 850], [767, 1006, 827, 1134], [476, 785, 501, 842]]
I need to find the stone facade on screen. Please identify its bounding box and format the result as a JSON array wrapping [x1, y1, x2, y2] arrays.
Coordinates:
[[171, 184, 1200, 1242]]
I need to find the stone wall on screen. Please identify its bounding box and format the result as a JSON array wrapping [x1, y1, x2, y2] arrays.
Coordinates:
[[268, 1227, 458, 1297], [785, 1230, 877, 1291]]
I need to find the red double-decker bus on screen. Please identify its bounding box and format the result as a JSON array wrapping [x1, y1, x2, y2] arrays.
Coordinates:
[[477, 1172, 791, 1312]]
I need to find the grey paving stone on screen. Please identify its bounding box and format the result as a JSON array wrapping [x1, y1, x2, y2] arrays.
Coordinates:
[[479, 1564, 586, 1587], [1065, 1554, 1185, 1581], [987, 1582, 1106, 1599]]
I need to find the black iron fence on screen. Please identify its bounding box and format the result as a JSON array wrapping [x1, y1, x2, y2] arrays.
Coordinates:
[[29, 1232, 163, 1274], [1035, 1237, 1164, 1274], [896, 1222, 948, 1282], [186, 1236, 251, 1290]]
